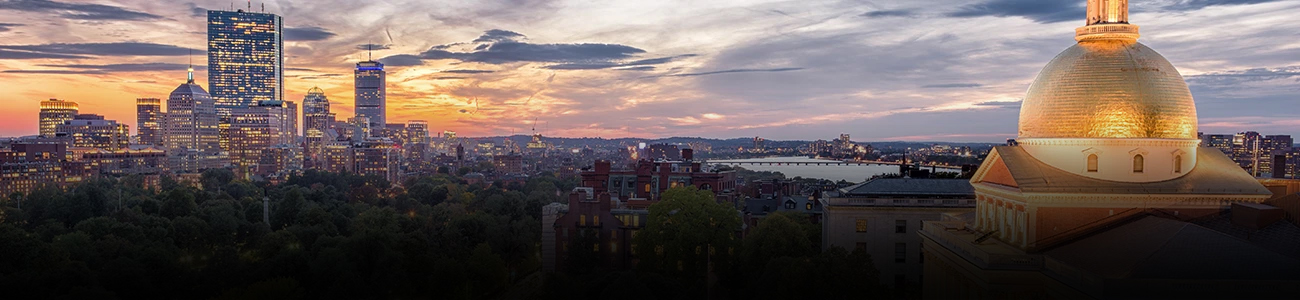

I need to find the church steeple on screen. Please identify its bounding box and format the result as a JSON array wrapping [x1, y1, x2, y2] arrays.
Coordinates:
[[1076, 0, 1139, 42]]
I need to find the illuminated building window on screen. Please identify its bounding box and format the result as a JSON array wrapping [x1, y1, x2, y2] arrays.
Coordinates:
[[1133, 154, 1144, 173], [856, 219, 868, 232], [594, 215, 600, 226], [1174, 155, 1182, 173], [1087, 154, 1099, 172], [580, 215, 586, 226]]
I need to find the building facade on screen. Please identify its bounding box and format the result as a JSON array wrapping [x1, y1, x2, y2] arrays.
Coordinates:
[[164, 70, 225, 173], [301, 87, 333, 168], [820, 178, 975, 288], [56, 114, 130, 150], [39, 98, 78, 138], [1, 143, 90, 196], [136, 98, 163, 146], [207, 9, 284, 113], [354, 61, 386, 129], [229, 102, 287, 177], [580, 150, 736, 204]]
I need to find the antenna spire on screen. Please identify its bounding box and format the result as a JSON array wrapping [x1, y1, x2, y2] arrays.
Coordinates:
[[187, 49, 194, 84]]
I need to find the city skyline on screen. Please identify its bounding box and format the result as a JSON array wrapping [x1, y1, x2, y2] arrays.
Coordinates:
[[0, 0, 1297, 141]]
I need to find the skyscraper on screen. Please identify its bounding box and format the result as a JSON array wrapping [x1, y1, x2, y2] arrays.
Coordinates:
[[165, 67, 224, 172], [355, 60, 386, 129], [207, 8, 284, 113], [136, 98, 162, 146], [302, 87, 333, 168], [230, 101, 286, 177], [39, 98, 78, 137], [283, 100, 298, 144]]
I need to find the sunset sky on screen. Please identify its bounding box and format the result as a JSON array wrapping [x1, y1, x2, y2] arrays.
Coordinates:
[[0, 0, 1297, 141]]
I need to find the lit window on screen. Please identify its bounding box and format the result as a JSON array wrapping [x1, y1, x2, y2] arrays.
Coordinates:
[[856, 219, 868, 232], [580, 215, 586, 226]]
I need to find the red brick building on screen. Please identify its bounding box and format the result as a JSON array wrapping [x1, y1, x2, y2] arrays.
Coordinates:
[[580, 149, 736, 205]]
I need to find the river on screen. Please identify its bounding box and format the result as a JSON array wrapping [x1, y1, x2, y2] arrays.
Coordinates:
[[708, 156, 958, 183]]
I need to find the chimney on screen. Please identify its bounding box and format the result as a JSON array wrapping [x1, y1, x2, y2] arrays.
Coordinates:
[[595, 160, 611, 174], [1232, 202, 1284, 230], [682, 148, 694, 161]]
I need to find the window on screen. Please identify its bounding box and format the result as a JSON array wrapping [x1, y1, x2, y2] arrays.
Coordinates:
[[805, 203, 812, 210], [580, 215, 586, 226], [1174, 155, 1183, 173], [895, 220, 907, 233], [856, 219, 868, 232], [856, 242, 867, 251], [785, 202, 795, 209], [1133, 154, 1144, 173], [594, 215, 600, 226], [895, 243, 907, 263], [1087, 154, 1099, 172]]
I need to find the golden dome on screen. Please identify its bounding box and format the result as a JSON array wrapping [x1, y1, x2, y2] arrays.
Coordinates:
[[1017, 39, 1198, 139]]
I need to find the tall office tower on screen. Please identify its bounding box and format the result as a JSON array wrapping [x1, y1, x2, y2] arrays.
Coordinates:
[[406, 120, 429, 145], [230, 102, 286, 177], [301, 87, 332, 168], [136, 98, 163, 146], [57, 114, 130, 150], [283, 100, 298, 144], [165, 67, 224, 173], [354, 60, 386, 130], [39, 98, 78, 137], [207, 9, 284, 112]]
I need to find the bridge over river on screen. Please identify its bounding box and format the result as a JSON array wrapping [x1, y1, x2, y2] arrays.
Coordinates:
[[707, 159, 959, 170]]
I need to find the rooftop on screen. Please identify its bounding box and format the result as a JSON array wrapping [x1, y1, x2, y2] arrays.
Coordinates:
[[984, 146, 1271, 195]]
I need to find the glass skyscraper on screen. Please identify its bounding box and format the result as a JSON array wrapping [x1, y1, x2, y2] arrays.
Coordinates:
[[207, 9, 284, 113], [136, 98, 162, 146], [355, 61, 386, 129]]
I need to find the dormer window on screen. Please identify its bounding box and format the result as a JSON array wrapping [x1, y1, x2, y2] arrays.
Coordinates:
[[1087, 154, 1099, 172], [1133, 154, 1144, 173], [1174, 155, 1183, 173]]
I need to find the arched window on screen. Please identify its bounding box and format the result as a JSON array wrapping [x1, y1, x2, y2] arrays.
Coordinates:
[[1087, 154, 1099, 172], [1174, 155, 1182, 173], [1133, 155, 1144, 173]]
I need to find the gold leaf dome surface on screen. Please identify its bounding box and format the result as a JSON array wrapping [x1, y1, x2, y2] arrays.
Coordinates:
[[1017, 40, 1198, 139]]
